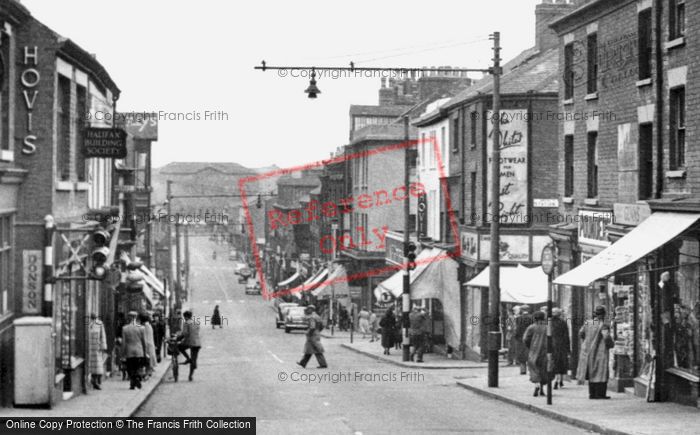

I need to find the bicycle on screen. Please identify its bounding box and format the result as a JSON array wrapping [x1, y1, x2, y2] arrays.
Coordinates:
[[166, 335, 181, 382]]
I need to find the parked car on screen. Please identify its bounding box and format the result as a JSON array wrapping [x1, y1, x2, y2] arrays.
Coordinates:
[[228, 250, 237, 261], [233, 262, 247, 275], [245, 279, 261, 295], [276, 302, 299, 329], [284, 306, 309, 333]]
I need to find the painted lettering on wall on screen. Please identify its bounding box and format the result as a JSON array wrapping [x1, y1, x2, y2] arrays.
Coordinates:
[[21, 46, 40, 155], [21, 250, 42, 314], [567, 32, 638, 92]]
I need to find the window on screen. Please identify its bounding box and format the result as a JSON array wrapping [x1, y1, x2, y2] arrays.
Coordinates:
[[564, 135, 574, 197], [469, 171, 477, 224], [0, 213, 13, 316], [564, 43, 575, 100], [638, 9, 653, 80], [75, 85, 87, 182], [421, 132, 426, 169], [470, 111, 478, 147], [639, 124, 653, 200], [587, 33, 598, 94], [430, 131, 436, 168], [440, 126, 446, 166], [670, 87, 686, 169], [452, 117, 459, 153], [669, 0, 685, 40], [57, 76, 71, 181], [587, 132, 598, 198]]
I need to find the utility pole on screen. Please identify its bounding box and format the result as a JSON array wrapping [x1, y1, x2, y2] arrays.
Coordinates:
[[175, 221, 182, 303], [166, 180, 174, 310], [402, 115, 412, 362], [185, 222, 191, 297], [488, 31, 502, 388]]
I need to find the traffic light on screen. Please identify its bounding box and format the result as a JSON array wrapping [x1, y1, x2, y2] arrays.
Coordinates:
[[405, 241, 417, 271], [256, 194, 263, 209], [89, 226, 111, 280]]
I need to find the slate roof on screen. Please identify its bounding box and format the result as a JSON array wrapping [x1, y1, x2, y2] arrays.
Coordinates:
[[349, 105, 413, 117], [158, 162, 256, 175]]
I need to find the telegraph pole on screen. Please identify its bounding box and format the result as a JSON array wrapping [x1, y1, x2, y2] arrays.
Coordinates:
[[175, 220, 182, 303], [184, 222, 191, 297], [402, 115, 412, 362], [488, 31, 502, 388], [166, 180, 174, 309]]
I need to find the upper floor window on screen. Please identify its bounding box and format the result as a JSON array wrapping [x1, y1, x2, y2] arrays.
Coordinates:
[[470, 111, 478, 147], [440, 126, 446, 166], [638, 9, 653, 80], [587, 132, 598, 198], [564, 43, 575, 100], [75, 85, 87, 182], [669, 0, 685, 40], [670, 86, 686, 169], [452, 117, 459, 153], [587, 33, 598, 94], [564, 135, 574, 197], [420, 132, 426, 169], [639, 123, 654, 200], [57, 76, 71, 181]]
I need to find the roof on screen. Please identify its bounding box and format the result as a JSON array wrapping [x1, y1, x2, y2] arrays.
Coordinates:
[[351, 124, 416, 144], [444, 46, 558, 110], [349, 105, 413, 117], [550, 0, 617, 33], [276, 173, 321, 187], [158, 162, 255, 175]]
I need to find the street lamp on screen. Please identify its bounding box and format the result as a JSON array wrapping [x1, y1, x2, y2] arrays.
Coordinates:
[[304, 68, 321, 99]]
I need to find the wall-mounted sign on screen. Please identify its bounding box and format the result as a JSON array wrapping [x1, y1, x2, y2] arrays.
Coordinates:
[[532, 235, 551, 263], [22, 250, 42, 314], [541, 245, 555, 275], [578, 210, 613, 247], [20, 46, 40, 155], [83, 128, 127, 158], [486, 110, 529, 224], [116, 112, 158, 140], [534, 198, 559, 208], [613, 203, 651, 226], [385, 233, 405, 266], [480, 234, 529, 262]]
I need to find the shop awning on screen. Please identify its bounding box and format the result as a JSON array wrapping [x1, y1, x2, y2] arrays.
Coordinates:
[[466, 264, 549, 304], [554, 212, 700, 287], [278, 270, 301, 288], [302, 267, 328, 292], [312, 265, 349, 297], [139, 266, 165, 297], [374, 248, 438, 299]]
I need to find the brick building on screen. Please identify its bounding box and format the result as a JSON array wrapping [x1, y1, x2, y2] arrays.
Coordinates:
[[550, 0, 700, 406]]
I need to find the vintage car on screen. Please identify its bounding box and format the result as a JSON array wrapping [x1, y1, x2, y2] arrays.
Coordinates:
[[284, 306, 309, 333], [276, 302, 299, 328]]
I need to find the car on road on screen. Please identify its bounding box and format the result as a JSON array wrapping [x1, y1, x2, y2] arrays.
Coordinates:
[[245, 279, 261, 295], [228, 250, 237, 261], [284, 306, 309, 333], [276, 302, 299, 328]]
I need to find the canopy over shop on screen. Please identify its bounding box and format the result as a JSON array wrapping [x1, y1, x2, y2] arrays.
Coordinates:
[[466, 264, 549, 304]]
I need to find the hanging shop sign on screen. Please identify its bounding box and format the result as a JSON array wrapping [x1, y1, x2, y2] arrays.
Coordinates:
[[22, 250, 42, 314], [21, 46, 40, 155], [83, 127, 127, 158], [541, 245, 555, 275], [385, 233, 405, 266], [486, 109, 529, 224], [578, 209, 613, 247], [417, 194, 428, 238]]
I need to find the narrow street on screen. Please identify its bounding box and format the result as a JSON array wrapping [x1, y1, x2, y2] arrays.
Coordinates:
[[136, 238, 591, 434]]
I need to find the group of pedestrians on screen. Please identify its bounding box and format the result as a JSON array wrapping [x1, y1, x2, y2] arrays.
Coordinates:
[[374, 305, 430, 362], [116, 311, 164, 390], [509, 304, 615, 400]]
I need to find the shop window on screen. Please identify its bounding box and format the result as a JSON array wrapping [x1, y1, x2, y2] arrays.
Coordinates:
[[564, 135, 574, 197], [639, 124, 653, 200], [587, 33, 598, 94], [75, 85, 87, 182], [638, 9, 653, 80], [57, 76, 71, 181], [673, 239, 700, 375], [669, 87, 685, 169], [564, 43, 575, 100], [587, 132, 598, 198], [0, 214, 12, 316], [669, 0, 685, 41]]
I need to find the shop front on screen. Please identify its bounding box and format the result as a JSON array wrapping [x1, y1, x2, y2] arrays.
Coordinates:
[[555, 211, 700, 407]]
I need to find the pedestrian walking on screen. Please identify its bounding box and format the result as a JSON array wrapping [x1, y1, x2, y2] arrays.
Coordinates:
[[296, 305, 328, 368], [87, 313, 107, 390], [178, 310, 202, 381], [121, 311, 148, 390], [211, 305, 222, 329], [394, 314, 403, 350], [576, 305, 614, 399], [506, 305, 520, 366], [140, 312, 158, 379], [379, 307, 397, 355], [369, 310, 379, 342], [523, 310, 551, 397], [170, 308, 183, 335], [358, 307, 370, 338], [409, 306, 428, 363], [338, 305, 349, 331], [152, 312, 166, 363], [551, 307, 570, 389], [514, 304, 533, 375]]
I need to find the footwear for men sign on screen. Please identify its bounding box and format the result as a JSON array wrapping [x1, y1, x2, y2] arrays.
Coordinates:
[[83, 127, 127, 158]]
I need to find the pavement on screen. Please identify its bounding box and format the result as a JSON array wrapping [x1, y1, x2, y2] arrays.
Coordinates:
[[456, 368, 700, 435], [0, 358, 170, 418]]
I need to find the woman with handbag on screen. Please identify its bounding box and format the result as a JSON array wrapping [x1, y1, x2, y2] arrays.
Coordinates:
[[379, 307, 397, 355]]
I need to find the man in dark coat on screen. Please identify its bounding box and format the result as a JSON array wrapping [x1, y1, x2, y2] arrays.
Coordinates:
[[523, 311, 551, 397], [551, 307, 570, 389], [514, 304, 533, 374], [178, 310, 202, 381], [121, 311, 147, 390], [297, 305, 327, 368], [152, 312, 166, 363], [409, 306, 428, 362], [379, 307, 397, 355], [577, 305, 615, 399]]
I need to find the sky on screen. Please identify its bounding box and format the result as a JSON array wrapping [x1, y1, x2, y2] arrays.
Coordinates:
[[23, 0, 542, 169]]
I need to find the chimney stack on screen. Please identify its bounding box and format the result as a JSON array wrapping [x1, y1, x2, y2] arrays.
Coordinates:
[[535, 0, 578, 52]]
